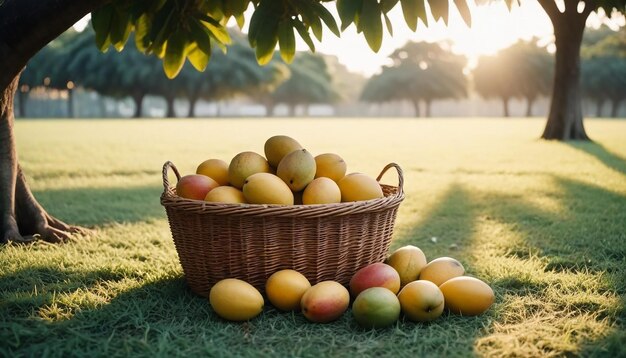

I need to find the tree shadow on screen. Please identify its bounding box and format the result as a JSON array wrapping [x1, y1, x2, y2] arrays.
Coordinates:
[[33, 185, 166, 226], [567, 141, 626, 176]]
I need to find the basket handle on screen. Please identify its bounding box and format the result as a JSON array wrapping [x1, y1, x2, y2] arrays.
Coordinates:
[[162, 161, 181, 193], [376, 163, 404, 196]]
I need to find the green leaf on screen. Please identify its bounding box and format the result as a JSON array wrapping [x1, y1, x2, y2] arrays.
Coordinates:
[[312, 2, 341, 37], [109, 9, 131, 51], [361, 0, 383, 52], [255, 18, 279, 65], [383, 12, 393, 36], [453, 0, 471, 26], [235, 13, 245, 28], [134, 14, 151, 52], [400, 0, 427, 31], [429, 0, 449, 25], [337, 0, 362, 31], [163, 31, 187, 79], [278, 20, 296, 63], [189, 19, 213, 56], [293, 20, 315, 52], [196, 14, 232, 44], [381, 0, 400, 13], [92, 5, 114, 51], [188, 47, 210, 72]]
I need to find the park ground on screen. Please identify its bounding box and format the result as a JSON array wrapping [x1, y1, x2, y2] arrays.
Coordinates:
[[1, 118, 625, 357]]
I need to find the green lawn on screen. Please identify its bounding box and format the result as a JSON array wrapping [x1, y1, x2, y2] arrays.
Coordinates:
[[2, 118, 625, 357]]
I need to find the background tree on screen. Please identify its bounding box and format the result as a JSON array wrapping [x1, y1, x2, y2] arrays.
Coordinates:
[[474, 40, 552, 117], [581, 29, 626, 117], [361, 41, 467, 117], [271, 53, 337, 116]]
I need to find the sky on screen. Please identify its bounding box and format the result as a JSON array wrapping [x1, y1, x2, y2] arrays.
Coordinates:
[[75, 1, 625, 76]]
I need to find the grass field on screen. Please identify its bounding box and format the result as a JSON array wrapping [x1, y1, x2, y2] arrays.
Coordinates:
[[2, 118, 625, 357]]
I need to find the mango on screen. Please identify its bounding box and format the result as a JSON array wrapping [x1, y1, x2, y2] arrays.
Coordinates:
[[266, 269, 311, 311], [242, 173, 294, 205], [338, 173, 383, 202], [419, 257, 465, 286], [277, 149, 316, 191], [264, 135, 303, 168], [397, 280, 444, 322], [176, 174, 219, 200], [439, 276, 494, 316], [349, 262, 401, 297], [314, 153, 347, 182], [196, 159, 230, 186], [301, 281, 350, 323], [204, 186, 247, 204], [352, 287, 401, 328], [386, 245, 428, 287], [302, 177, 341, 205], [228, 151, 271, 189], [209, 278, 264, 321]]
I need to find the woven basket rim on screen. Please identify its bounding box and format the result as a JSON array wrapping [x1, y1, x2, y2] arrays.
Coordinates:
[[160, 161, 405, 218]]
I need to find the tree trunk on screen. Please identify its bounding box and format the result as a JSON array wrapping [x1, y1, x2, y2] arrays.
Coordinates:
[[526, 96, 534, 117], [595, 98, 604, 117], [411, 99, 421, 117], [187, 95, 199, 118], [539, 0, 590, 140], [132, 92, 144, 118], [502, 97, 510, 117], [17, 89, 28, 118], [0, 0, 107, 243], [610, 98, 622, 118], [425, 100, 432, 118], [287, 104, 295, 117], [165, 96, 175, 118], [67, 88, 75, 118]]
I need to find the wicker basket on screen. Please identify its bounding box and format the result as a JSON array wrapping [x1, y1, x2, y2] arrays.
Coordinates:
[[161, 161, 405, 297]]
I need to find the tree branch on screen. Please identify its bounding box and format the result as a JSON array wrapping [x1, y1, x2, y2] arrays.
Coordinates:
[[564, 0, 578, 13], [0, 0, 111, 89], [536, 0, 561, 24], [581, 0, 597, 18]]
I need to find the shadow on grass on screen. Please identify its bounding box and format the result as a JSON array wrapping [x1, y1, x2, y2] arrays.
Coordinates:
[[567, 141, 626, 176], [33, 185, 165, 227]]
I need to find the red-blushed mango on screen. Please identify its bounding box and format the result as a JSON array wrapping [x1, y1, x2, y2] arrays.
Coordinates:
[[338, 173, 383, 202], [302, 177, 341, 205], [386, 245, 428, 287], [228, 151, 271, 189], [349, 263, 401, 297], [196, 159, 229, 186], [419, 257, 465, 286], [209, 279, 264, 321], [352, 287, 401, 328], [266, 269, 311, 311], [264, 135, 303, 168], [204, 186, 246, 204], [314, 153, 347, 182], [439, 276, 494, 316], [397, 280, 444, 322], [300, 281, 350, 323], [176, 174, 219, 200]]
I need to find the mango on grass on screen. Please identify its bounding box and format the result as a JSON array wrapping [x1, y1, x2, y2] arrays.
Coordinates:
[[209, 278, 264, 321], [419, 257, 465, 286], [439, 276, 494, 316], [349, 262, 401, 297], [397, 280, 445, 322], [352, 287, 401, 328], [301, 281, 350, 323], [266, 269, 311, 311], [386, 245, 428, 287]]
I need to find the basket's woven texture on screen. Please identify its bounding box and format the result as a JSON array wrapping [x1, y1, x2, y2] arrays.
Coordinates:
[[161, 161, 405, 297]]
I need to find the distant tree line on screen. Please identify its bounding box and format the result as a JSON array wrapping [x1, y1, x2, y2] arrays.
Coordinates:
[[16, 25, 626, 119]]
